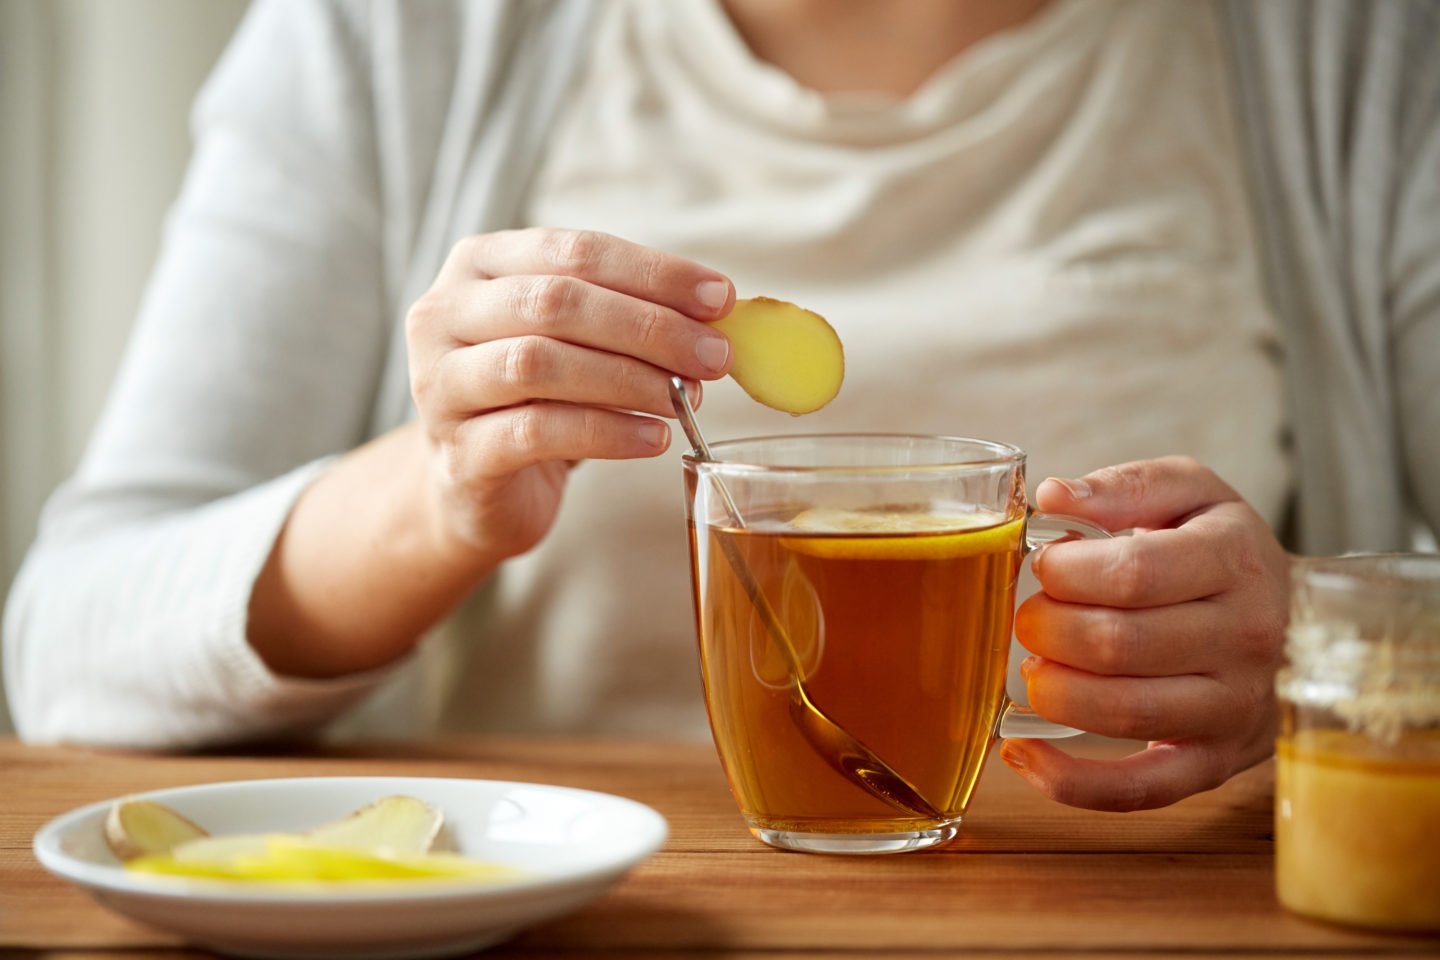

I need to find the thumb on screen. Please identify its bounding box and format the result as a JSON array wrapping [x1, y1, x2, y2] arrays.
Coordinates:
[[1035, 456, 1239, 531]]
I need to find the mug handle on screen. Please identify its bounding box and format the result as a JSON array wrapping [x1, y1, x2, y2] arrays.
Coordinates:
[[994, 511, 1114, 740]]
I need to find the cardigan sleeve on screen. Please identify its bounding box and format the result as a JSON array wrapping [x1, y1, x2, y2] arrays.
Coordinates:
[[1392, 5, 1440, 541], [3, 0, 406, 747]]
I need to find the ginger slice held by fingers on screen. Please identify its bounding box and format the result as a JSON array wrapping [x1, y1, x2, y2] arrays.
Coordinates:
[[711, 297, 844, 415]]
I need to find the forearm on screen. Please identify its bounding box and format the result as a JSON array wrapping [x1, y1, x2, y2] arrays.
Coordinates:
[[247, 421, 499, 679], [5, 461, 376, 747]]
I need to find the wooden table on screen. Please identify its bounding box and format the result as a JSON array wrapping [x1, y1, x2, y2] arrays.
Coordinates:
[[2, 736, 1436, 959]]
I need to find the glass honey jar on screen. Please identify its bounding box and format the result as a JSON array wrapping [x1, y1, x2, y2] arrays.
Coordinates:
[[1275, 554, 1440, 931]]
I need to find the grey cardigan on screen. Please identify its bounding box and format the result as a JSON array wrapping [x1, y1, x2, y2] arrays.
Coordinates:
[[382, 0, 1440, 552], [5, 0, 1437, 746]]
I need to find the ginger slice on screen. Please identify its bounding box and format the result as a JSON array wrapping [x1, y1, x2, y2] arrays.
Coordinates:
[[304, 794, 444, 856], [104, 799, 209, 862], [105, 794, 443, 865], [113, 795, 518, 884], [711, 297, 844, 415]]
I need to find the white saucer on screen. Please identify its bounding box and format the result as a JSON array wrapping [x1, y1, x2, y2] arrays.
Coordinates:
[[34, 776, 668, 959]]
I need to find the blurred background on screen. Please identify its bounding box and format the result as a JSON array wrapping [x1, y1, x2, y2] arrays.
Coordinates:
[[0, 0, 248, 732]]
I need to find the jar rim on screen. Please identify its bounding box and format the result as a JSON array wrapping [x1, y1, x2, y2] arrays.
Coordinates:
[[1294, 553, 1440, 596]]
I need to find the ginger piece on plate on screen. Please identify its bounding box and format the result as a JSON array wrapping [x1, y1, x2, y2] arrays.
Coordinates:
[[104, 799, 208, 862]]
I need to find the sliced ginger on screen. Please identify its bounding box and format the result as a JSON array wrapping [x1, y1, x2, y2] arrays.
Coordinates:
[[104, 799, 209, 861], [105, 794, 517, 885], [304, 795, 444, 855], [711, 297, 844, 415]]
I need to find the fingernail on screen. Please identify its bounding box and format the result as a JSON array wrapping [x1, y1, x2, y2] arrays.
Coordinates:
[[999, 741, 1027, 772], [684, 379, 703, 409], [1019, 655, 1040, 680], [638, 421, 669, 449], [696, 279, 729, 311], [1048, 477, 1092, 500], [695, 335, 730, 373]]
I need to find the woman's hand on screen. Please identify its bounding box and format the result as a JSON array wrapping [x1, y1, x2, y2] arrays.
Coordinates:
[[1004, 456, 1292, 811], [248, 229, 732, 679], [406, 228, 735, 564]]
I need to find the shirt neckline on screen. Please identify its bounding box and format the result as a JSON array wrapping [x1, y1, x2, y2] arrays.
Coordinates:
[[666, 0, 1100, 137]]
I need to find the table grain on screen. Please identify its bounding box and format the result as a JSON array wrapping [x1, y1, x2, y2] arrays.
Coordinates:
[[2, 736, 1436, 959]]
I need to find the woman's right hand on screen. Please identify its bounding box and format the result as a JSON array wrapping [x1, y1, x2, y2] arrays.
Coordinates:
[[406, 228, 735, 566]]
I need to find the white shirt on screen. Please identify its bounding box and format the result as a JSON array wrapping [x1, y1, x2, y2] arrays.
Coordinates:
[[428, 0, 1290, 738], [5, 0, 1303, 747]]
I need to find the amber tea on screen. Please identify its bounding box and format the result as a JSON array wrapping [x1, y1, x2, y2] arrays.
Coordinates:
[[691, 507, 1024, 840], [684, 434, 1096, 853]]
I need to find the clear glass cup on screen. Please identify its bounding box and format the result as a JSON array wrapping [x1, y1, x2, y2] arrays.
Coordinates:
[[1275, 554, 1440, 930], [682, 434, 1099, 854]]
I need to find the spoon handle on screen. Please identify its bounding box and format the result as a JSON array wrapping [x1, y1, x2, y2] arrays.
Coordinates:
[[669, 377, 746, 530], [669, 377, 712, 460]]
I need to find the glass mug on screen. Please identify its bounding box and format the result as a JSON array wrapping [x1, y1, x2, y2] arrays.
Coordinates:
[[683, 434, 1104, 854], [1276, 554, 1440, 931]]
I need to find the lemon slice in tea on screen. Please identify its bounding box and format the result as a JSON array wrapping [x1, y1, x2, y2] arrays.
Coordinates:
[[781, 509, 1024, 561]]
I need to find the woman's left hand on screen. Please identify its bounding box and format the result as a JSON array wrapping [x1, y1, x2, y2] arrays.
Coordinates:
[[1005, 456, 1292, 811]]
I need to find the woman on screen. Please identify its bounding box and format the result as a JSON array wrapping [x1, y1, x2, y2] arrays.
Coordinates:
[[6, 0, 1437, 813]]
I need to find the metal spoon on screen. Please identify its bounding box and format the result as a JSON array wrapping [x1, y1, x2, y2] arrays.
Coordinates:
[[670, 377, 943, 822]]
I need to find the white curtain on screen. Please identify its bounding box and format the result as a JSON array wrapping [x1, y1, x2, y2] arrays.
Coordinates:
[[0, 0, 248, 732]]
